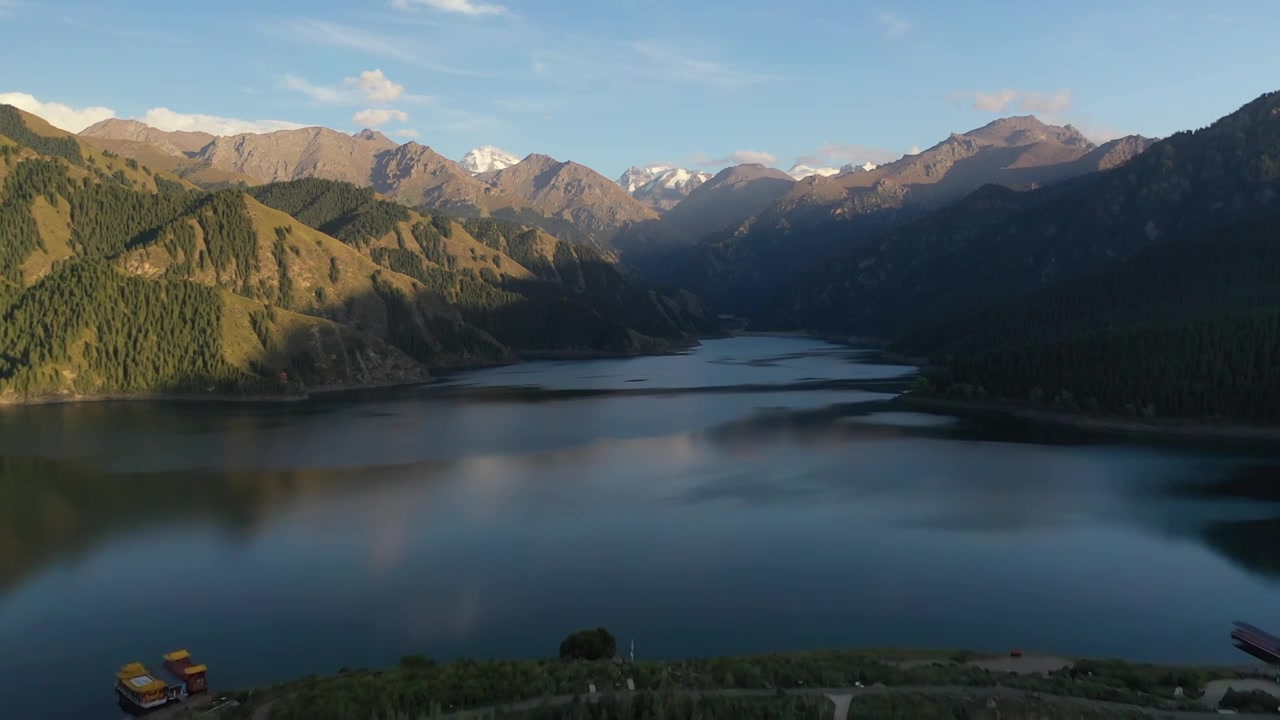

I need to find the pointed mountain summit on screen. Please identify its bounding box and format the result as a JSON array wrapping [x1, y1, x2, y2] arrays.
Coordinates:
[[353, 128, 397, 150]]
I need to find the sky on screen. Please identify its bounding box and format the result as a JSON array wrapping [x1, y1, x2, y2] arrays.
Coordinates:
[[1, 0, 1278, 179]]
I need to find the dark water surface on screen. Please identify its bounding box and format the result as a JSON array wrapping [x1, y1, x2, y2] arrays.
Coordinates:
[[2, 337, 1280, 719]]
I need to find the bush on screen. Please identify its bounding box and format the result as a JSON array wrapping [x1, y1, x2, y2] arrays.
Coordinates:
[[559, 628, 617, 661], [1220, 688, 1280, 713]]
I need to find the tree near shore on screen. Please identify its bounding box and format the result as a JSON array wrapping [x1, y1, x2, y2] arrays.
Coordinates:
[[559, 628, 617, 661]]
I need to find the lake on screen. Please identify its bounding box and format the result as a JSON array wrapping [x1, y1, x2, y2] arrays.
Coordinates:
[[2, 336, 1280, 720]]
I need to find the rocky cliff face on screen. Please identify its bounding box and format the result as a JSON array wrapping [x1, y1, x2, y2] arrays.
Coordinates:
[[193, 126, 397, 185], [371, 142, 494, 210]]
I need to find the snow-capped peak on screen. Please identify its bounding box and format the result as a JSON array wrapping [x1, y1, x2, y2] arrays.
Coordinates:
[[841, 161, 878, 173], [618, 164, 713, 210], [461, 146, 520, 174], [617, 164, 676, 193], [786, 163, 841, 181]]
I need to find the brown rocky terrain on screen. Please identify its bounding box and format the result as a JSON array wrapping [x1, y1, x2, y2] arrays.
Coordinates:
[[192, 126, 397, 186], [668, 116, 1155, 313], [80, 118, 215, 155], [479, 154, 659, 240]]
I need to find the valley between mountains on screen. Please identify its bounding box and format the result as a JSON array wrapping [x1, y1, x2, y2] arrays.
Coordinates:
[[2, 89, 1279, 425]]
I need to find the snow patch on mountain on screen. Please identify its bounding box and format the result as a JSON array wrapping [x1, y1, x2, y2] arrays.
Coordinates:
[[618, 164, 713, 209], [461, 146, 520, 174], [786, 164, 841, 180], [841, 161, 878, 173]]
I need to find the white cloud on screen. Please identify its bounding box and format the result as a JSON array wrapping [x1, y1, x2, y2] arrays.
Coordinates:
[[352, 69, 404, 102], [0, 91, 116, 132], [904, 145, 921, 155], [874, 10, 912, 39], [141, 107, 307, 135], [390, 0, 507, 16], [284, 68, 408, 105], [690, 149, 778, 167], [392, 128, 420, 138], [353, 108, 410, 127], [958, 89, 1073, 115]]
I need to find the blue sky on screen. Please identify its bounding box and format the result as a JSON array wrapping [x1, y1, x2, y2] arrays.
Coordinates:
[[1, 0, 1278, 179]]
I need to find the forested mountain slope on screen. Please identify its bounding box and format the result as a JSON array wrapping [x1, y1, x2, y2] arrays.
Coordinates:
[[902, 212, 1280, 422], [770, 90, 1280, 338], [0, 106, 717, 403]]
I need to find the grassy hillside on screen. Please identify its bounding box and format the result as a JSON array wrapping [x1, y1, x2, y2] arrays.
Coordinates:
[[0, 107, 720, 402], [250, 179, 721, 354]]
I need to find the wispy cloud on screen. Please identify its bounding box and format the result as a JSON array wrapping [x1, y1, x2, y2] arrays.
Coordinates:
[[284, 69, 415, 105], [690, 149, 778, 167], [390, 0, 507, 16], [392, 128, 421, 138], [275, 19, 494, 77], [874, 10, 912, 39], [953, 89, 1073, 114], [0, 91, 116, 132], [627, 42, 780, 90], [352, 108, 410, 127]]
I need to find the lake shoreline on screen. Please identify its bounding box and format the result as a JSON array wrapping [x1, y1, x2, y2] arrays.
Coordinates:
[[0, 341, 712, 408], [896, 394, 1280, 444]]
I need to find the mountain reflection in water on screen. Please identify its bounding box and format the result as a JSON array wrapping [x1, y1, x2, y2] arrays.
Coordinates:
[[1, 338, 1279, 720]]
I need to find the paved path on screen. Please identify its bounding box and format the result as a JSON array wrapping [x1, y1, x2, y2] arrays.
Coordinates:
[[827, 693, 852, 720]]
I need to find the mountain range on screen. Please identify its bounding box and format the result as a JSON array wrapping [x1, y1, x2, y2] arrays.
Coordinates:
[[660, 116, 1155, 313], [764, 90, 1280, 422], [0, 105, 717, 403], [78, 120, 660, 250], [617, 164, 714, 211], [14, 87, 1280, 422]]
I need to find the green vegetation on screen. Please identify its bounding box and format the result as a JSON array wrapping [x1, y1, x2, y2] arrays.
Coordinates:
[[0, 105, 83, 165], [843, 692, 1149, 719], [1221, 687, 1280, 713], [68, 177, 194, 257], [511, 693, 831, 719], [248, 178, 411, 249], [0, 113, 720, 403], [0, 259, 259, 397], [901, 212, 1280, 423], [773, 90, 1280, 339], [214, 647, 1255, 720], [559, 628, 617, 661]]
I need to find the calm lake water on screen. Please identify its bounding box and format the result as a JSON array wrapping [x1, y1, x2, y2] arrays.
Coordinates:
[[2, 336, 1280, 719]]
